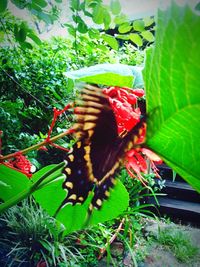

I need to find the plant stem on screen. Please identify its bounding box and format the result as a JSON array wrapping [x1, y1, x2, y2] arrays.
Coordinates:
[[0, 129, 74, 161], [0, 161, 66, 214], [98, 218, 125, 260]]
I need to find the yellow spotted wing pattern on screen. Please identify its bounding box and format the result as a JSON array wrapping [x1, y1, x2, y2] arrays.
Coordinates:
[[59, 84, 145, 212]]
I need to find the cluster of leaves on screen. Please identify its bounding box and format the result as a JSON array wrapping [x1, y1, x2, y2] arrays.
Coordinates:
[[0, 39, 73, 158], [0, 172, 156, 267], [0, 0, 62, 48], [66, 0, 155, 52], [0, 34, 145, 160]]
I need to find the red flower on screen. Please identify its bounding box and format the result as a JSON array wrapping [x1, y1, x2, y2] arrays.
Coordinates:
[[103, 86, 144, 135], [103, 86, 162, 184], [5, 153, 33, 178]]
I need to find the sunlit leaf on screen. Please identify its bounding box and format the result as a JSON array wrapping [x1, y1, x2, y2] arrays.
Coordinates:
[[64, 63, 138, 87], [103, 8, 111, 30], [92, 4, 104, 24], [143, 17, 154, 27], [70, 0, 80, 10], [133, 20, 145, 32], [143, 3, 200, 192], [129, 33, 143, 46], [88, 28, 100, 39], [102, 34, 119, 50], [110, 0, 121, 15], [0, 164, 30, 202], [77, 21, 88, 33], [114, 13, 128, 25], [141, 30, 154, 42], [118, 22, 132, 33], [28, 33, 42, 45], [34, 167, 129, 234], [116, 34, 129, 40]]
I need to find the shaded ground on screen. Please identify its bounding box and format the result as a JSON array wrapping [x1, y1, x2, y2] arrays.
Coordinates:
[[98, 219, 200, 267], [141, 220, 200, 267]]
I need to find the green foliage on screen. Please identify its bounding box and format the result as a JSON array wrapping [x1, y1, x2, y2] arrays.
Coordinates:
[[156, 227, 199, 262], [143, 2, 200, 192], [0, 38, 74, 156], [34, 172, 129, 234], [0, 164, 30, 202], [0, 11, 42, 48], [65, 0, 154, 51], [0, 198, 81, 267], [0, 162, 65, 214], [0, 172, 155, 266], [0, 0, 7, 13], [0, 35, 144, 158]]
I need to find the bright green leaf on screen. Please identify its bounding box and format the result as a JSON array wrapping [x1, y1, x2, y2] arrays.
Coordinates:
[[0, 31, 4, 42], [18, 23, 27, 42], [70, 0, 80, 10], [67, 25, 76, 37], [0, 0, 7, 13], [0, 164, 30, 202], [64, 63, 138, 88], [116, 34, 129, 40], [77, 21, 88, 33], [133, 20, 145, 32], [143, 17, 154, 27], [28, 33, 42, 45], [88, 28, 100, 39], [30, 2, 43, 12], [143, 3, 200, 192], [55, 0, 62, 3], [118, 22, 132, 33], [33, 165, 129, 234], [20, 41, 33, 49], [56, 181, 129, 234], [110, 0, 121, 15], [92, 4, 104, 24], [129, 33, 143, 46], [102, 34, 119, 50], [31, 165, 65, 215], [114, 14, 128, 25], [103, 8, 111, 30], [141, 30, 154, 42]]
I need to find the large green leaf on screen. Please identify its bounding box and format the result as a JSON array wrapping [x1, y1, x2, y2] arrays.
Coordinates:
[[33, 166, 129, 234], [32, 164, 66, 216], [143, 3, 200, 192], [0, 164, 30, 202], [64, 63, 143, 88], [58, 180, 129, 234]]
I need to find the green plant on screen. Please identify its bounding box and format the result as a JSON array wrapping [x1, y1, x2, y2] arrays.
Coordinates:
[[0, 0, 62, 48], [0, 198, 87, 266], [156, 227, 199, 262], [0, 1, 199, 241]]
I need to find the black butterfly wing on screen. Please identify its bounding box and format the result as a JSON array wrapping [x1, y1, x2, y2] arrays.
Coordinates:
[[58, 84, 145, 213]]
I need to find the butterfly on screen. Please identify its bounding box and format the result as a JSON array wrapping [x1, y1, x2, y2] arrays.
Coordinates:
[[57, 84, 145, 215]]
